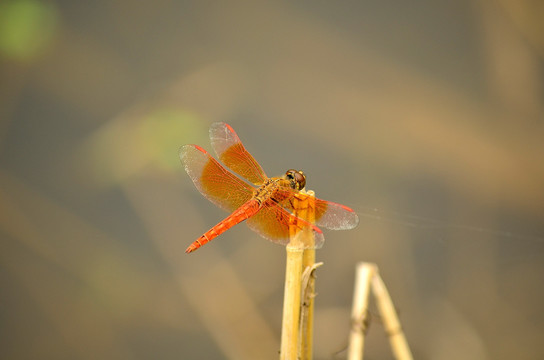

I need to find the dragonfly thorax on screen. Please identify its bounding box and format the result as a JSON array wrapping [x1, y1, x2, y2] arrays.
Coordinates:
[[253, 177, 297, 205]]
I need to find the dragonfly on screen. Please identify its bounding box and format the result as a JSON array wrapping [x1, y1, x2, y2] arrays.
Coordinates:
[[180, 122, 359, 253]]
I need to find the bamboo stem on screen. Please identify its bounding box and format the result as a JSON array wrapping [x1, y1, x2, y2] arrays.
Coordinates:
[[372, 272, 413, 360], [348, 262, 376, 360], [280, 245, 304, 360], [280, 190, 316, 360], [300, 190, 316, 360], [300, 261, 322, 360]]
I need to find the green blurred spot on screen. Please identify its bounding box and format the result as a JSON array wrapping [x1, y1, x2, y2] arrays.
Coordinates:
[[0, 0, 58, 61], [85, 107, 206, 186], [138, 109, 202, 171]]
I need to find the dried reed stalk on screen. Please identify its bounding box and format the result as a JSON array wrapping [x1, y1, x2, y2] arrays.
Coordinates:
[[348, 262, 376, 360], [348, 263, 413, 360], [372, 272, 413, 360]]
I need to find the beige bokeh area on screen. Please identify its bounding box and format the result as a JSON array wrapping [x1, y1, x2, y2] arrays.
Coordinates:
[[1, 1, 543, 359]]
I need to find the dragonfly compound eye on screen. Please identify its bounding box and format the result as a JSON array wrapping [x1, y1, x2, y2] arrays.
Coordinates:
[[285, 169, 306, 190], [294, 170, 306, 190]]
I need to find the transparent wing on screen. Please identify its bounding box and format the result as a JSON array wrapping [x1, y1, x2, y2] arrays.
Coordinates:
[[246, 201, 325, 249], [313, 198, 359, 230], [180, 144, 254, 212], [281, 193, 359, 230], [209, 122, 268, 186]]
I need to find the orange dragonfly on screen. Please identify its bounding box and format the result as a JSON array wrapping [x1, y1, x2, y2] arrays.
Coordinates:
[[180, 122, 359, 253]]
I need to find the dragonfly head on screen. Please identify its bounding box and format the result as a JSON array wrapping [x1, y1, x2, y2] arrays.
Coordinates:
[[285, 169, 306, 190]]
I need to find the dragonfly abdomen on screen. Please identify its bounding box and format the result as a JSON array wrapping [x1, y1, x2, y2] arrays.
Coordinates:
[[185, 199, 261, 253]]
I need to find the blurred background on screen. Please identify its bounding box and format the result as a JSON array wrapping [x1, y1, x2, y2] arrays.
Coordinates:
[[1, 0, 543, 359]]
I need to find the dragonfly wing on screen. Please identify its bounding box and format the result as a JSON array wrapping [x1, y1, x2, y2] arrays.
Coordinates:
[[209, 122, 268, 186], [280, 193, 359, 230], [246, 201, 325, 249], [180, 144, 254, 212], [313, 198, 359, 230]]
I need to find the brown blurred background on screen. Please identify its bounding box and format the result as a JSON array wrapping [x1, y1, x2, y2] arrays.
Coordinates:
[[1, 0, 543, 359]]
